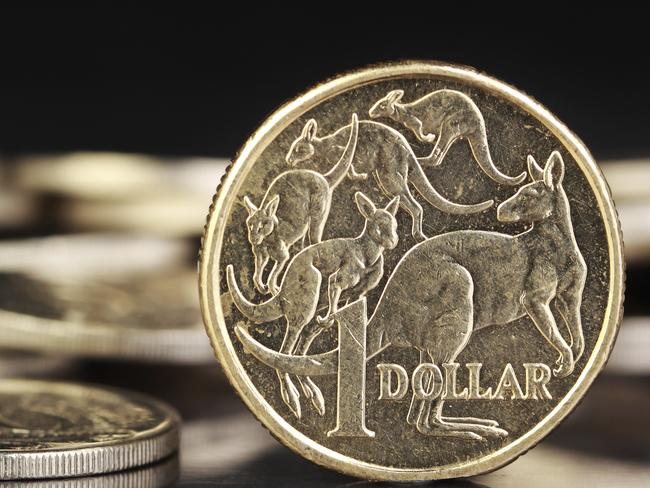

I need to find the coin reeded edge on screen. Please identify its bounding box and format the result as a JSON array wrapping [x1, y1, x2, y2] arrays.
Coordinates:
[[199, 60, 625, 481], [0, 426, 179, 480], [0, 380, 181, 481]]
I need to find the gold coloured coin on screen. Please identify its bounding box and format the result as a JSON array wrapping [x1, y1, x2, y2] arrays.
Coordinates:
[[200, 61, 624, 480]]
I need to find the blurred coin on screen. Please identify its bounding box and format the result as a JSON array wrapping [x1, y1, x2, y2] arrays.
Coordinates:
[[12, 153, 227, 237], [0, 234, 193, 280], [616, 202, 650, 263], [0, 379, 179, 480], [12, 152, 226, 201], [606, 317, 650, 375], [59, 193, 213, 237], [0, 267, 214, 363], [601, 159, 650, 203]]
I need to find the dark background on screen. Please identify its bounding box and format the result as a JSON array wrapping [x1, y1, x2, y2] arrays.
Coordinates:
[[0, 7, 648, 160]]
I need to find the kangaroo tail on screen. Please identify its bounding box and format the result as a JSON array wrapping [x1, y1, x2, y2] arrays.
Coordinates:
[[226, 265, 282, 323], [323, 113, 359, 188], [408, 159, 494, 215], [468, 134, 526, 185]]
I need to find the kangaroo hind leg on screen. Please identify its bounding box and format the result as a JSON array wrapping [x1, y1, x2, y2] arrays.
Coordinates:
[[402, 261, 505, 438], [276, 264, 322, 418]]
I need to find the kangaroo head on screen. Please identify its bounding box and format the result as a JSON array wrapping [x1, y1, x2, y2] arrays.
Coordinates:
[[286, 119, 318, 166], [369, 90, 404, 119], [244, 195, 279, 246], [355, 192, 400, 250], [497, 151, 565, 223]]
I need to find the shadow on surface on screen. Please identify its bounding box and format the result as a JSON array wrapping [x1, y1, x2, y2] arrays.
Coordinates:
[[545, 376, 650, 462]]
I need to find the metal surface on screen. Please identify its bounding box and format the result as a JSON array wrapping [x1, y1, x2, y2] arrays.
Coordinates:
[[176, 376, 650, 487], [10, 153, 227, 237], [200, 61, 624, 480], [0, 236, 211, 363], [606, 317, 650, 374], [0, 379, 180, 480], [0, 268, 212, 363], [14, 360, 644, 486]]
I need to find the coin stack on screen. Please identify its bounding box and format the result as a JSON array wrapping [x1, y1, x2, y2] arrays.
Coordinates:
[[0, 152, 226, 481]]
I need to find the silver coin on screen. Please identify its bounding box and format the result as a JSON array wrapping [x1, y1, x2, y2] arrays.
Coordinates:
[[0, 379, 179, 480], [0, 455, 178, 487], [0, 268, 213, 363], [601, 159, 650, 203], [12, 152, 226, 200], [12, 153, 227, 237], [606, 317, 650, 375], [0, 234, 192, 279]]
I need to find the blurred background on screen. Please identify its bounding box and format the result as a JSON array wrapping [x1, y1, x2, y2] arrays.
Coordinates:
[[0, 7, 648, 486]]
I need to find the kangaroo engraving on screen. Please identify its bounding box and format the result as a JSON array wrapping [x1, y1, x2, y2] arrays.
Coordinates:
[[286, 118, 493, 242], [227, 191, 400, 419], [369, 89, 526, 185], [243, 114, 359, 295], [359, 150, 586, 439]]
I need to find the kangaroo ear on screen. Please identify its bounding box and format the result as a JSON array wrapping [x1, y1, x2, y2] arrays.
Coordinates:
[[301, 119, 318, 141], [527, 155, 544, 182], [264, 195, 280, 217], [543, 151, 565, 190], [354, 192, 376, 219], [387, 89, 404, 104], [384, 196, 400, 216], [243, 196, 258, 215]]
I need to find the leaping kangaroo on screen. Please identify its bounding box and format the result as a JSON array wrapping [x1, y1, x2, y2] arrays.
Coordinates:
[[242, 114, 359, 295], [362, 150, 586, 439], [227, 191, 400, 419], [286, 117, 493, 241], [369, 89, 526, 185]]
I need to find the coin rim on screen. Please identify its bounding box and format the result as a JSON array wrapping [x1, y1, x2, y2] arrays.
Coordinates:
[[0, 379, 180, 480], [200, 60, 625, 481]]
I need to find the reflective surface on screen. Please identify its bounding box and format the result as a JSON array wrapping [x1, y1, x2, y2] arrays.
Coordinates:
[[28, 360, 648, 486], [202, 62, 624, 479], [0, 379, 179, 480]]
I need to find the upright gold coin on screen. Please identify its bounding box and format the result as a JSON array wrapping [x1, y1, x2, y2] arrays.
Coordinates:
[[200, 61, 624, 480]]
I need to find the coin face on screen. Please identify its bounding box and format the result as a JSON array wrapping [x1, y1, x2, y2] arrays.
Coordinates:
[[200, 61, 624, 480], [0, 379, 179, 480]]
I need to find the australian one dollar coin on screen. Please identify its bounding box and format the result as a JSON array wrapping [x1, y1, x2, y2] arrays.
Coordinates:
[[200, 61, 624, 480]]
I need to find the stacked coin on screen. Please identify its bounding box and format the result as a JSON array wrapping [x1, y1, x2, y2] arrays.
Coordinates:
[[12, 152, 227, 237], [0, 155, 225, 480], [0, 379, 180, 480], [0, 234, 213, 363]]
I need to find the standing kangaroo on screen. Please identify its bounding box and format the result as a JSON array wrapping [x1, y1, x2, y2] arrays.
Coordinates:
[[369, 89, 526, 185], [361, 151, 586, 439], [243, 114, 359, 295], [227, 192, 400, 419], [286, 117, 493, 241]]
